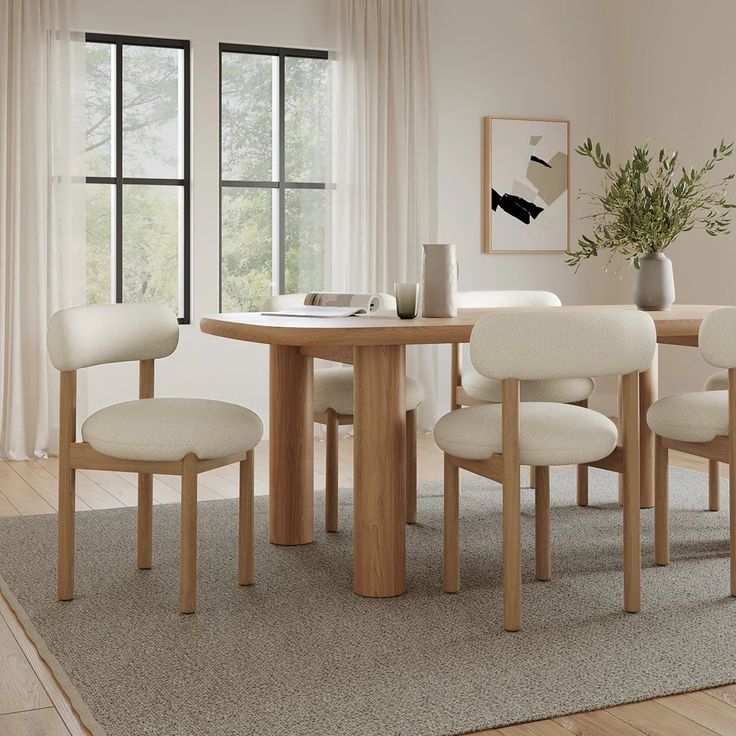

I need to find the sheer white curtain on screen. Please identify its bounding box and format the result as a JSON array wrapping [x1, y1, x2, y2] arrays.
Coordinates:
[[0, 0, 85, 459], [332, 0, 438, 428]]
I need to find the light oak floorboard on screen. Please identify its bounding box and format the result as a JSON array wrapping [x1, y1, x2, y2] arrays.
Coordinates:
[[607, 700, 720, 735], [0, 492, 19, 518], [0, 617, 51, 714], [657, 691, 736, 736], [556, 710, 649, 735], [498, 721, 572, 735], [0, 708, 71, 736], [0, 440, 734, 736]]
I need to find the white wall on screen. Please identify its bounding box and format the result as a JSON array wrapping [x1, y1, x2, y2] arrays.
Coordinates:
[[430, 0, 620, 410], [614, 0, 736, 399], [74, 0, 335, 428], [79, 0, 690, 426]]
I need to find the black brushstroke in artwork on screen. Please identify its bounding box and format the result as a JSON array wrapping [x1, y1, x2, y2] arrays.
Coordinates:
[[530, 155, 552, 168], [493, 192, 544, 224]]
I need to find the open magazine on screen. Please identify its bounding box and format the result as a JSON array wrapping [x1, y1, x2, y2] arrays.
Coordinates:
[[261, 292, 391, 318]]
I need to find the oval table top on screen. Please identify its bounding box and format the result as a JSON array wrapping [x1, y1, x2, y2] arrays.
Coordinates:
[[200, 304, 725, 348]]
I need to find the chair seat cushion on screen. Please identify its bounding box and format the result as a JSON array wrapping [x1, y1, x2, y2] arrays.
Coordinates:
[[647, 391, 728, 443], [82, 398, 263, 461], [705, 370, 729, 391], [313, 367, 424, 415], [434, 402, 617, 466], [462, 368, 594, 404]]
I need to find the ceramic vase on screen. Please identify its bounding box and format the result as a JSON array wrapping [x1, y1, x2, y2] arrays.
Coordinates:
[[633, 252, 676, 311], [421, 243, 457, 317]]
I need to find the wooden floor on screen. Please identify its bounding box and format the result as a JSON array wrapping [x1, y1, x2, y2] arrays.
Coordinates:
[[0, 435, 734, 736]]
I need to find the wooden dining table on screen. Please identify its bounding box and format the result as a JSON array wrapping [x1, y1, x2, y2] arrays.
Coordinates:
[[201, 304, 722, 599]]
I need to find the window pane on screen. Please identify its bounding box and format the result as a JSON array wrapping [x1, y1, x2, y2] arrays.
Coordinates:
[[85, 184, 113, 303], [122, 185, 182, 316], [122, 45, 183, 178], [284, 56, 330, 183], [221, 188, 273, 312], [221, 52, 274, 182], [284, 188, 328, 294], [85, 43, 114, 177]]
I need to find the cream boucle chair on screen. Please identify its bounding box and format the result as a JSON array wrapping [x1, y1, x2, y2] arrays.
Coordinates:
[[436, 308, 656, 631], [705, 369, 729, 511], [262, 294, 425, 529], [451, 291, 595, 504], [648, 307, 736, 593], [48, 304, 263, 614]]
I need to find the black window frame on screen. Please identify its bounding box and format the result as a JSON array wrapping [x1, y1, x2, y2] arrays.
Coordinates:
[[218, 43, 329, 309], [85, 33, 192, 325]]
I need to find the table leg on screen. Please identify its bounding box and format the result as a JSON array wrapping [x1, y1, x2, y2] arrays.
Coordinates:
[[353, 344, 407, 597], [639, 346, 658, 509], [269, 345, 314, 545]]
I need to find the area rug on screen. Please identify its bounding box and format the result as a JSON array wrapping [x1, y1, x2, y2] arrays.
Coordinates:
[[0, 467, 734, 736]]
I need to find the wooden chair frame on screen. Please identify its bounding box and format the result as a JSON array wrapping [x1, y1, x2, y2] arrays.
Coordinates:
[[451, 344, 591, 505], [57, 359, 255, 614], [653, 367, 736, 594], [443, 371, 641, 632], [302, 344, 418, 533], [313, 408, 417, 531]]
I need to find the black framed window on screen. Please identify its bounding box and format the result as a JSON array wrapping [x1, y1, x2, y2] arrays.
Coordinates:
[[84, 34, 191, 323], [219, 44, 331, 312]]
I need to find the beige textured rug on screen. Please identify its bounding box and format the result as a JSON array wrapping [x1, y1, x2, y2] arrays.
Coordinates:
[[0, 467, 735, 736]]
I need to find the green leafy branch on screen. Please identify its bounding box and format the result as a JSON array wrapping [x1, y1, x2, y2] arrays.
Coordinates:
[[567, 139, 736, 271]]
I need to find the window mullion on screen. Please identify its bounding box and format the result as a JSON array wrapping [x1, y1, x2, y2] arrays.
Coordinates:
[[277, 51, 286, 295], [114, 40, 123, 304]]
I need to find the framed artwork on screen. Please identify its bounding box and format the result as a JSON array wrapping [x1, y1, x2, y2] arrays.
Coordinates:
[[482, 116, 570, 254]]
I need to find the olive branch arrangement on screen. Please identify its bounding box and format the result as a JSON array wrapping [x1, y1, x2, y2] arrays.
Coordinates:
[[567, 139, 736, 271]]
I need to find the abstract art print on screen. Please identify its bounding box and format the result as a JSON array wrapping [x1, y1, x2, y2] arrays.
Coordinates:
[[482, 116, 569, 253]]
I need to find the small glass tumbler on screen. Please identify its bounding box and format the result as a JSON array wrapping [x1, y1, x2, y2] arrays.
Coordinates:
[[394, 282, 419, 319]]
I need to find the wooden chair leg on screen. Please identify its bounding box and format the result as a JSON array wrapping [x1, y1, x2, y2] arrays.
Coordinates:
[[443, 455, 460, 593], [57, 463, 76, 601], [502, 380, 522, 632], [576, 465, 589, 507], [575, 399, 590, 507], [137, 473, 153, 570], [529, 465, 537, 489], [239, 450, 255, 586], [180, 454, 198, 614], [654, 435, 669, 566], [325, 409, 339, 533], [503, 461, 522, 631], [709, 460, 721, 511], [406, 410, 417, 524], [731, 457, 736, 597], [622, 372, 641, 614], [535, 466, 551, 581]]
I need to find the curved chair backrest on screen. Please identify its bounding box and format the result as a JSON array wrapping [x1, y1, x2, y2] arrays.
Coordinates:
[[700, 307, 736, 369], [470, 309, 656, 380], [48, 303, 179, 372], [457, 290, 562, 309]]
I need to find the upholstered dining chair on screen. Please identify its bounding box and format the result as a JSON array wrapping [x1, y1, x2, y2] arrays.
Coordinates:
[[261, 294, 425, 530], [451, 290, 595, 505], [47, 303, 263, 614], [705, 369, 729, 511], [648, 307, 736, 593], [435, 309, 656, 631]]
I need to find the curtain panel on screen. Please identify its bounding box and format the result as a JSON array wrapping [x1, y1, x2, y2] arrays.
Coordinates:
[[332, 0, 438, 428], [0, 0, 85, 459]]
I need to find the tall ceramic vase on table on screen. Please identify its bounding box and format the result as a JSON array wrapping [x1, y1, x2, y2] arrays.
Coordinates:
[[421, 243, 457, 317], [633, 252, 676, 311]]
